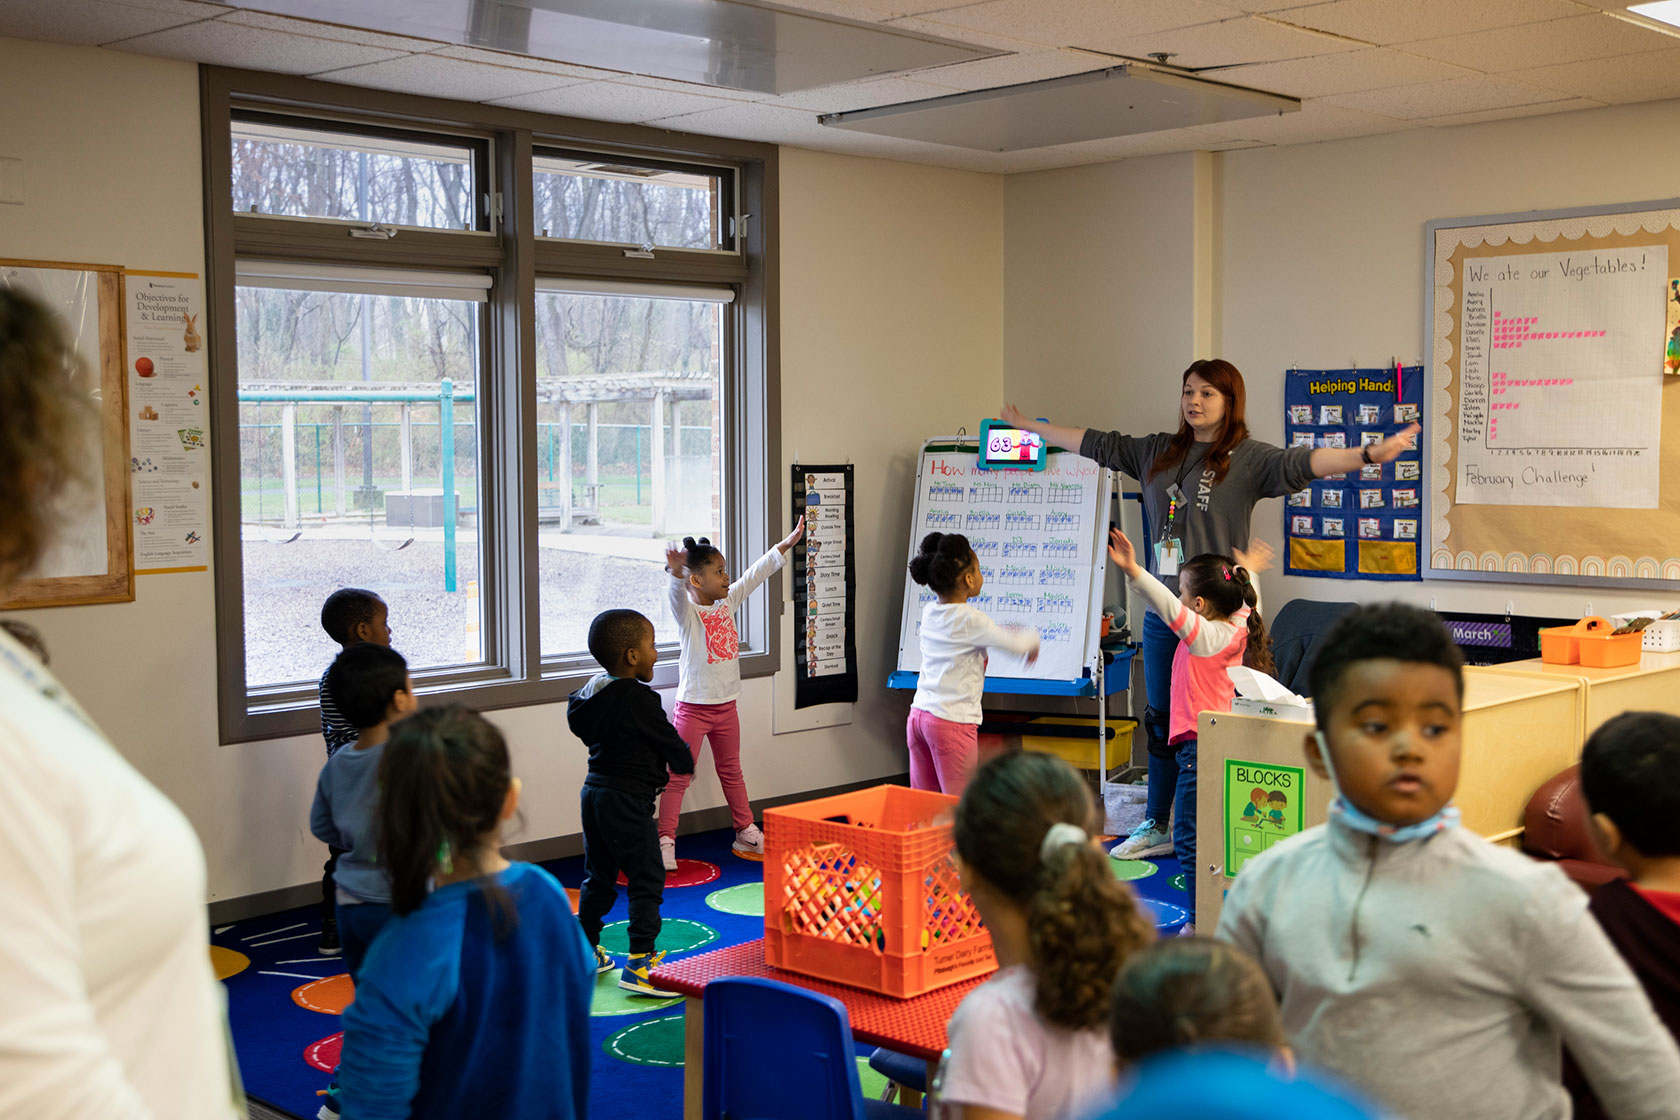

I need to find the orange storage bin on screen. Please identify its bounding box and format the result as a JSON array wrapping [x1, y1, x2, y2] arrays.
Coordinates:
[[764, 784, 996, 999], [1540, 617, 1642, 668]]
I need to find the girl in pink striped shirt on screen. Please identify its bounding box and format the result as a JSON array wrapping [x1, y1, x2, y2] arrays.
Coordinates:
[[1107, 527, 1273, 932]]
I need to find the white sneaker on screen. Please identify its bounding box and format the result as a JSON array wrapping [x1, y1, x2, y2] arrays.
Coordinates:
[[1110, 820, 1173, 860], [732, 823, 765, 855], [659, 835, 677, 872]]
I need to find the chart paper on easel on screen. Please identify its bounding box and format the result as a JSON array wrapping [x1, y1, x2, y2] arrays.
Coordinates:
[[899, 448, 1107, 684], [1454, 246, 1665, 509]]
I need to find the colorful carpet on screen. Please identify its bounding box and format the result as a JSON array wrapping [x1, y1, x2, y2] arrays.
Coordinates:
[[215, 828, 1188, 1119]]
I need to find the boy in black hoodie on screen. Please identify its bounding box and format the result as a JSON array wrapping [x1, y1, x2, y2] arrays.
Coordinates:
[[568, 608, 695, 995]]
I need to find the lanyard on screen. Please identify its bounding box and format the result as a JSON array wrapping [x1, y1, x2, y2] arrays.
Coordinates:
[[1160, 447, 1207, 542]]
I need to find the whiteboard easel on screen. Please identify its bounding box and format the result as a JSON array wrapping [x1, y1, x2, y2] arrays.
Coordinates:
[[890, 436, 1130, 778]]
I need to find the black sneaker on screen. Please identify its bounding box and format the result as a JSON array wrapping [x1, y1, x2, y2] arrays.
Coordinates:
[[318, 916, 341, 957]]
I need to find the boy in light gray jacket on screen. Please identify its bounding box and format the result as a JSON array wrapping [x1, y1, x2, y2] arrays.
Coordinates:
[[1216, 603, 1680, 1120]]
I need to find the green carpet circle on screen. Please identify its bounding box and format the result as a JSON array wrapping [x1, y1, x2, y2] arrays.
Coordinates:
[[589, 970, 682, 1017], [1169, 873, 1187, 893], [706, 882, 765, 917], [1109, 859, 1159, 881], [603, 1013, 687, 1067], [599, 917, 718, 956], [858, 1056, 889, 1098]]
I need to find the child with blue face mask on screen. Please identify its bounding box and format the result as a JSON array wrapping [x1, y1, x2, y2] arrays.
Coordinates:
[[1215, 603, 1680, 1120]]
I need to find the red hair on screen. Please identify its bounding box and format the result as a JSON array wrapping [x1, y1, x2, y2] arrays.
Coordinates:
[[1149, 359, 1250, 484]]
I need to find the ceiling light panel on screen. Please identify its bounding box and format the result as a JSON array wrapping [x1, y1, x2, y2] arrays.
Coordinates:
[[820, 66, 1299, 152], [222, 0, 999, 94]]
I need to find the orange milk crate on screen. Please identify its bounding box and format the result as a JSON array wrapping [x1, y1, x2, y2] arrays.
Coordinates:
[[1540, 616, 1642, 668], [763, 784, 996, 999]]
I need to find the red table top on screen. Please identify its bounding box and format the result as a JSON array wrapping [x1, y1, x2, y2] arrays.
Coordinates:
[[650, 938, 987, 1061]]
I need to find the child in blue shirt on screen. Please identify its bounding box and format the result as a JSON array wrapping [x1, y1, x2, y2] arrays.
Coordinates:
[[337, 705, 595, 1120], [315, 588, 394, 956], [309, 642, 414, 979]]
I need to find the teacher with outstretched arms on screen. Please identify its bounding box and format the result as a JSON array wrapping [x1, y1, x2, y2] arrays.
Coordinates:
[[1002, 359, 1419, 866]]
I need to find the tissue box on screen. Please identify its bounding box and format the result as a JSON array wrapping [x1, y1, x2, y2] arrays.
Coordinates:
[[1232, 696, 1315, 722]]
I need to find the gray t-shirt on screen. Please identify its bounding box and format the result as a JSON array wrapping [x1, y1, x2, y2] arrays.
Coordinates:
[[1080, 429, 1314, 580], [309, 740, 390, 904]]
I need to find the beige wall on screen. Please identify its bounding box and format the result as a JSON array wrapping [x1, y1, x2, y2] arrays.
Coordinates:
[[1002, 152, 1212, 434], [0, 37, 1005, 901]]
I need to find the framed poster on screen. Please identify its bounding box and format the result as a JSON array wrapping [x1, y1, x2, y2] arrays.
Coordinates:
[[0, 259, 132, 608]]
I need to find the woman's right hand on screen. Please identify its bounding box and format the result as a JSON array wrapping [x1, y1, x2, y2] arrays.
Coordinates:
[[1000, 402, 1030, 428]]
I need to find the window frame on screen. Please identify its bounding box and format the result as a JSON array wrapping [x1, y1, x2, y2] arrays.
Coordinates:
[[203, 67, 781, 744]]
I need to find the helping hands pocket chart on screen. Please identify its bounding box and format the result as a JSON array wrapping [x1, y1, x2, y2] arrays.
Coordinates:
[[792, 465, 858, 708], [1284, 367, 1424, 581], [897, 442, 1111, 684]]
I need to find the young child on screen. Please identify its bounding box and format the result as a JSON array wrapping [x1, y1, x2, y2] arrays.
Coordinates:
[[1216, 603, 1680, 1120], [906, 531, 1040, 796], [1107, 938, 1287, 1068], [567, 608, 696, 995], [316, 587, 393, 955], [1567, 711, 1680, 1120], [1106, 528, 1270, 931], [309, 642, 415, 979], [658, 518, 804, 868], [936, 751, 1154, 1120], [336, 706, 595, 1120]]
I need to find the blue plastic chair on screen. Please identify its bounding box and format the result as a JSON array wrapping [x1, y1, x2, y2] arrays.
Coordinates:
[[867, 1047, 927, 1103], [701, 976, 923, 1120]]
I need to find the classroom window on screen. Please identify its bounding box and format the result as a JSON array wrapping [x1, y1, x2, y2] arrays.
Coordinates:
[[230, 119, 483, 232], [205, 72, 778, 743], [533, 282, 729, 659], [533, 153, 730, 250], [233, 270, 488, 689]]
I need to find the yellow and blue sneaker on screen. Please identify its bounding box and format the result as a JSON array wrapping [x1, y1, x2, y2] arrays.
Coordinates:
[[593, 943, 615, 974], [619, 950, 677, 996]]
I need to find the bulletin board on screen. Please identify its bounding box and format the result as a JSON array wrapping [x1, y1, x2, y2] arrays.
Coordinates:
[[0, 259, 132, 609], [1283, 366, 1424, 581], [1427, 199, 1680, 588]]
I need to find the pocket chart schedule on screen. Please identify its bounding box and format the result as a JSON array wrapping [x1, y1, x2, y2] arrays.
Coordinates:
[[791, 465, 857, 708]]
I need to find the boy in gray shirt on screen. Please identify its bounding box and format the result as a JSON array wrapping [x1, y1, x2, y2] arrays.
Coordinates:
[[1217, 603, 1680, 1120]]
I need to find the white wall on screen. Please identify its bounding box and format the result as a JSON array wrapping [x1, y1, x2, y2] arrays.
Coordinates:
[[1005, 102, 1680, 620], [0, 36, 1005, 902], [1220, 101, 1680, 618]]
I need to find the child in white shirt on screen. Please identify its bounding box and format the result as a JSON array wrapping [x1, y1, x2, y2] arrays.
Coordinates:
[[658, 519, 803, 868], [907, 531, 1039, 796]]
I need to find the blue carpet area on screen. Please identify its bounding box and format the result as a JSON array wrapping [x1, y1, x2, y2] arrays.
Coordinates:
[[215, 829, 1189, 1120]]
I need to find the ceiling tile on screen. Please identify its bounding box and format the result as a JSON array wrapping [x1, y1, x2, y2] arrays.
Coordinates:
[[109, 17, 413, 71], [774, 75, 959, 111], [103, 0, 229, 14], [910, 47, 1115, 91], [215, 8, 441, 52], [1416, 96, 1602, 127], [1324, 73, 1567, 118], [312, 52, 581, 100], [882, 14, 1044, 51], [897, 0, 1245, 51], [1508, 46, 1680, 102], [1216, 0, 1338, 9], [487, 80, 747, 123], [1399, 12, 1675, 70], [647, 101, 830, 144], [0, 0, 223, 46], [1188, 99, 1409, 142], [1273, 0, 1586, 46], [1091, 15, 1368, 67], [1208, 47, 1473, 97]]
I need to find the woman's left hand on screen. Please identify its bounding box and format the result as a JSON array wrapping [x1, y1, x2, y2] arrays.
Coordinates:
[[1365, 422, 1421, 464]]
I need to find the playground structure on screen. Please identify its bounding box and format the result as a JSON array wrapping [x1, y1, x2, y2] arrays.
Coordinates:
[[240, 371, 714, 592]]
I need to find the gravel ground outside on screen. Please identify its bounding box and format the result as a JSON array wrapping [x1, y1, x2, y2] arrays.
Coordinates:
[[241, 534, 677, 687]]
